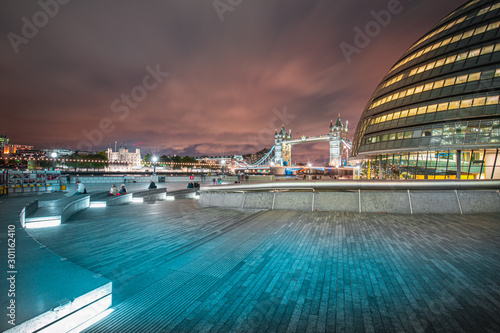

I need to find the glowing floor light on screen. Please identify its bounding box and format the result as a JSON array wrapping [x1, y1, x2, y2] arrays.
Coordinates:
[[166, 196, 175, 201], [89, 201, 106, 208], [67, 308, 114, 333], [132, 197, 144, 203], [25, 217, 61, 228]]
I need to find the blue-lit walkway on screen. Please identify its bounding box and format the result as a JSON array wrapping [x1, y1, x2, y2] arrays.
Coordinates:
[[28, 200, 500, 332]]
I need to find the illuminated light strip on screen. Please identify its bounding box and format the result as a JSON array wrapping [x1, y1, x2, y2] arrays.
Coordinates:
[[407, 15, 467, 53], [89, 201, 106, 208], [25, 217, 61, 228], [68, 309, 114, 333], [132, 197, 144, 202], [388, 20, 500, 74], [370, 69, 486, 110], [409, 0, 500, 53], [166, 196, 175, 201], [380, 42, 500, 90], [369, 94, 500, 126]]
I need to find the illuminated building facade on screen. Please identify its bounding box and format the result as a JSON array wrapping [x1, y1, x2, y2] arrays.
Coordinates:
[[352, 0, 500, 179], [106, 147, 142, 171]]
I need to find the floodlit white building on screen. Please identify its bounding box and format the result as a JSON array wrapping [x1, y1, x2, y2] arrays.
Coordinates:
[[106, 147, 142, 171]]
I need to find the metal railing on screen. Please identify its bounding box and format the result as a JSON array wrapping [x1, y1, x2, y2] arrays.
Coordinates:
[[200, 180, 500, 192]]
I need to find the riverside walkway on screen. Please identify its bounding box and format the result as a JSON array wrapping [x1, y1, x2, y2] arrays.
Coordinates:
[[26, 198, 500, 332]]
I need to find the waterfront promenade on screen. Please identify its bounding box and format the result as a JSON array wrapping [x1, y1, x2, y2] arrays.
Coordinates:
[[22, 197, 500, 332]]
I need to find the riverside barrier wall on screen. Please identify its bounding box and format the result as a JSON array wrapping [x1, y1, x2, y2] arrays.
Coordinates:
[[199, 180, 500, 214]]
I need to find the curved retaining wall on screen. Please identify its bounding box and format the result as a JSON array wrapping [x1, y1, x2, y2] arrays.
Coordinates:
[[61, 196, 90, 223], [199, 189, 500, 214]]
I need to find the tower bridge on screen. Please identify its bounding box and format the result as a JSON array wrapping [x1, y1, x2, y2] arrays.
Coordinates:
[[274, 114, 351, 167], [233, 114, 352, 170]]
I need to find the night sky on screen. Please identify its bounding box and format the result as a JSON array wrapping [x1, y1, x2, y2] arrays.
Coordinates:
[[0, 0, 468, 162]]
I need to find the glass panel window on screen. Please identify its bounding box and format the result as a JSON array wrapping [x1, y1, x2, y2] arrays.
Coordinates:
[[406, 87, 415, 95], [408, 108, 417, 117], [382, 134, 389, 141], [456, 75, 468, 84], [444, 124, 454, 135], [468, 72, 481, 81], [425, 62, 436, 71], [386, 113, 393, 121], [433, 80, 444, 88], [417, 106, 427, 115], [435, 58, 446, 67], [481, 45, 495, 54], [441, 37, 452, 46], [398, 90, 406, 98], [479, 120, 492, 132], [487, 21, 500, 31], [389, 133, 396, 140], [496, 43, 500, 52], [393, 112, 401, 119], [409, 68, 418, 76], [455, 122, 466, 134], [424, 83, 434, 91], [432, 127, 443, 136], [486, 96, 500, 105], [451, 35, 463, 43], [417, 66, 426, 74], [495, 69, 500, 77], [468, 48, 481, 57], [438, 102, 449, 111], [414, 85, 424, 94], [413, 129, 422, 137], [404, 131, 413, 139], [467, 122, 479, 133], [462, 30, 474, 39], [427, 104, 437, 113], [445, 55, 457, 64], [456, 52, 468, 61], [473, 97, 486, 106], [477, 7, 490, 16], [397, 132, 404, 140], [400, 110, 408, 118], [381, 115, 387, 122], [449, 101, 460, 109], [460, 99, 473, 108], [474, 25, 487, 35], [444, 78, 456, 86]]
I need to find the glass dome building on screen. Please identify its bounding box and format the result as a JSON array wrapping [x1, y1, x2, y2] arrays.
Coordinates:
[[352, 0, 500, 179]]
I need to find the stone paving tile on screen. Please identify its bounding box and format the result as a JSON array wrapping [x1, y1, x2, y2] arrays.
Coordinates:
[[27, 199, 500, 332]]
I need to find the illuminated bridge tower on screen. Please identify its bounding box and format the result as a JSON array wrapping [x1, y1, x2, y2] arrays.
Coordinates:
[[329, 114, 350, 167], [274, 124, 292, 166]]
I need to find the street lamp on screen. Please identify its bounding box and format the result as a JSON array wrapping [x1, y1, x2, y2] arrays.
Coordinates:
[[50, 152, 57, 170], [152, 156, 158, 174]]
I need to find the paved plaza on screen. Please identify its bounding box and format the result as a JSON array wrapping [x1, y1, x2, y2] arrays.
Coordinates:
[[23, 198, 500, 332]]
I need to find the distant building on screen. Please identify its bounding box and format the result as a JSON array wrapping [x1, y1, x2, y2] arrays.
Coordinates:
[[0, 135, 9, 154], [43, 148, 74, 156], [3, 144, 34, 155], [107, 147, 142, 171]]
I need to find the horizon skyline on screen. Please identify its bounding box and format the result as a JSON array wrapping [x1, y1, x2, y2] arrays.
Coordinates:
[[1, 0, 468, 162]]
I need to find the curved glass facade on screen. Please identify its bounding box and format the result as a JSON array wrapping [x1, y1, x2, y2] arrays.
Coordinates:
[[352, 0, 500, 179]]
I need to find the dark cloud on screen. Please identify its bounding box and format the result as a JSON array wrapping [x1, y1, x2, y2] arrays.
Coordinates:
[[0, 0, 468, 161]]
